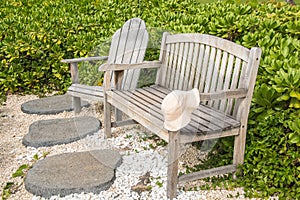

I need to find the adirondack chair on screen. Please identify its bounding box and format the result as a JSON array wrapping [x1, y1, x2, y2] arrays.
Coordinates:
[[61, 18, 149, 113], [100, 32, 261, 199]]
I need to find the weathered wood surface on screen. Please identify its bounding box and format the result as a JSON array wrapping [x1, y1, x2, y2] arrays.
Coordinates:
[[167, 131, 179, 199], [61, 18, 148, 113], [61, 56, 108, 63], [178, 164, 237, 183], [103, 32, 262, 199], [108, 17, 148, 90], [106, 85, 241, 143], [67, 84, 104, 101], [99, 61, 162, 71]]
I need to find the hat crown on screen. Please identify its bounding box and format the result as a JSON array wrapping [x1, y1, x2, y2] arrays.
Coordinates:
[[161, 88, 200, 131], [162, 91, 185, 113]]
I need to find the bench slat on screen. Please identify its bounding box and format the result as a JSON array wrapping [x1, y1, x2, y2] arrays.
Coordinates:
[[141, 87, 230, 131], [204, 46, 216, 93], [130, 90, 211, 133], [213, 51, 228, 109], [219, 54, 235, 112], [207, 49, 222, 107], [166, 34, 250, 61], [149, 86, 240, 127], [232, 60, 248, 117], [226, 58, 242, 114], [187, 43, 198, 90], [107, 87, 240, 142], [111, 85, 240, 134], [106, 91, 169, 141]]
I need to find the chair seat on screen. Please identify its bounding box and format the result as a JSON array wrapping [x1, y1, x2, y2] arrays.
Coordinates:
[[67, 84, 104, 101], [107, 85, 240, 143]]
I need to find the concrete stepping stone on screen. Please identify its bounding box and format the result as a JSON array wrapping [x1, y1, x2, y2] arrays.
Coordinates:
[[21, 94, 89, 115], [22, 116, 101, 147], [25, 149, 122, 198]]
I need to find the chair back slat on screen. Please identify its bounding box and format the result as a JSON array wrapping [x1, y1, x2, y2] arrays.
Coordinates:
[[108, 18, 148, 90]]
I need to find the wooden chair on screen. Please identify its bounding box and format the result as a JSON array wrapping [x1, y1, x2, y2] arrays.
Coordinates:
[[100, 32, 261, 199], [61, 18, 149, 113]]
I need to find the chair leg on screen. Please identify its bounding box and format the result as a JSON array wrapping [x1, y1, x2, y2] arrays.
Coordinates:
[[104, 95, 112, 138], [167, 131, 179, 199], [115, 108, 123, 122], [73, 96, 81, 114]]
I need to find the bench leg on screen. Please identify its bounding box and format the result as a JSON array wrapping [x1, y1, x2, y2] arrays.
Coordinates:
[[233, 128, 246, 178], [72, 97, 81, 114], [167, 131, 179, 199], [104, 95, 112, 138]]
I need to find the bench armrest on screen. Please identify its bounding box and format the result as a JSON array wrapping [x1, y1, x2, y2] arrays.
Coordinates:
[[61, 56, 108, 63], [98, 61, 162, 72], [200, 89, 247, 101]]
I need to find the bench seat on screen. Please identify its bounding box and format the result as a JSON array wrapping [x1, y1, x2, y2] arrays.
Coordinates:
[[107, 85, 240, 143]]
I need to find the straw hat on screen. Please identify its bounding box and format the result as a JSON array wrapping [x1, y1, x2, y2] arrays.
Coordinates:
[[161, 88, 200, 131]]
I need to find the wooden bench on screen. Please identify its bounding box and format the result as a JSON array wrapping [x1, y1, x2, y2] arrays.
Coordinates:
[[61, 18, 149, 113], [100, 32, 262, 199]]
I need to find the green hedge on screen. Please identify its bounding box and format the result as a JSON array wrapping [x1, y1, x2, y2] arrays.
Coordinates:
[[0, 0, 299, 199]]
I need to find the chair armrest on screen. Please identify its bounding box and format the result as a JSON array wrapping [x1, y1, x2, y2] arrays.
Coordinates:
[[200, 89, 247, 101], [98, 61, 162, 71], [61, 56, 108, 84], [61, 56, 108, 63]]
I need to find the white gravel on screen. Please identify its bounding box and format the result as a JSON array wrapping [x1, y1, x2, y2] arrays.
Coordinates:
[[0, 94, 261, 200]]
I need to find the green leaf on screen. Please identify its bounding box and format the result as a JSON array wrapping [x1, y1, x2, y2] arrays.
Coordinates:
[[253, 107, 265, 113], [12, 164, 29, 178], [289, 132, 300, 144], [290, 90, 300, 100], [277, 95, 290, 101], [289, 119, 300, 132], [290, 98, 300, 108], [282, 46, 289, 58], [12, 170, 24, 178], [33, 154, 39, 161]]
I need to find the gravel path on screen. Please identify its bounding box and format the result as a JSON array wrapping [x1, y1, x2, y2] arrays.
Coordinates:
[[0, 94, 260, 200]]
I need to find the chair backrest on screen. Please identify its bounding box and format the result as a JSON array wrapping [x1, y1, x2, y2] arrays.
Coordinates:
[[156, 33, 261, 120], [108, 18, 149, 90]]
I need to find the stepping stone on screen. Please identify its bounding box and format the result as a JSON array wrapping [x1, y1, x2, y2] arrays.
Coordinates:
[[21, 94, 89, 115], [22, 116, 101, 147], [25, 149, 122, 198]]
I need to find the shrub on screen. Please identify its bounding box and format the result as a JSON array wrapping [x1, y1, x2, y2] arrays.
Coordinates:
[[0, 0, 299, 199]]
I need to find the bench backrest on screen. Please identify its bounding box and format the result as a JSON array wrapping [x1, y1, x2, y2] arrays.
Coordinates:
[[156, 33, 261, 120], [108, 18, 148, 90]]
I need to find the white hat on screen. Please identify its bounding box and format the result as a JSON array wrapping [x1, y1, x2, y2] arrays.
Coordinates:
[[161, 88, 200, 131]]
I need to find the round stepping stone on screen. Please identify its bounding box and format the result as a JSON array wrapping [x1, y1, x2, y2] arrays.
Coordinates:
[[22, 116, 101, 147], [25, 149, 122, 198], [21, 94, 89, 115]]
